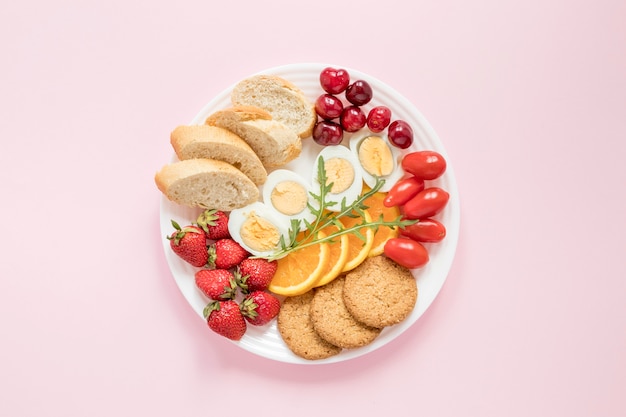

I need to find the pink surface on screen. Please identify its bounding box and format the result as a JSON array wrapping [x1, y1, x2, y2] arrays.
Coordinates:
[[1, 1, 624, 416]]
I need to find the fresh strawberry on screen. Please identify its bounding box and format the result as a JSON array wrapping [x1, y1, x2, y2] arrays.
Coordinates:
[[236, 258, 278, 293], [196, 209, 231, 240], [195, 269, 238, 300], [208, 238, 250, 270], [240, 291, 281, 326], [167, 220, 208, 267], [203, 300, 247, 340]]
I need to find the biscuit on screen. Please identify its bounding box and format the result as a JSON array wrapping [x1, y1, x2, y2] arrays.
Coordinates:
[[343, 256, 417, 328], [310, 276, 382, 349], [277, 291, 342, 360]]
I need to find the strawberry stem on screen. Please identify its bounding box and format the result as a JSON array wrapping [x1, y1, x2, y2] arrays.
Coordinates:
[[202, 300, 221, 319]]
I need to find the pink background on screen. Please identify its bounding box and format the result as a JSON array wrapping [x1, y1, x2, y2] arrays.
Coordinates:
[[1, 0, 624, 416]]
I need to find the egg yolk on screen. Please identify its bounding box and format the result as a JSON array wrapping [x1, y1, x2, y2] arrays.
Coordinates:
[[240, 212, 280, 252], [270, 181, 307, 216], [358, 136, 394, 177], [324, 157, 355, 194]]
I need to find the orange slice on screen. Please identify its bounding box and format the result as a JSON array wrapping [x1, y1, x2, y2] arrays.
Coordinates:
[[363, 189, 401, 257], [315, 223, 350, 287], [268, 231, 330, 296], [340, 210, 374, 272]]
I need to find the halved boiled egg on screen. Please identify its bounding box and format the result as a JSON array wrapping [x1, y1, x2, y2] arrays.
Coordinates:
[[228, 202, 291, 258], [262, 169, 316, 230], [312, 145, 363, 211], [349, 134, 404, 192]]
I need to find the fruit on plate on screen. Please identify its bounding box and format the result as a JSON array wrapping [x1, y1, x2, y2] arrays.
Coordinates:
[[312, 120, 343, 145], [314, 66, 416, 156], [383, 176, 425, 208], [401, 150, 447, 180], [361, 189, 401, 257], [196, 209, 231, 240], [339, 210, 375, 272], [204, 300, 247, 341], [195, 269, 238, 301], [400, 218, 447, 243], [402, 187, 450, 220], [167, 220, 208, 267], [340, 105, 367, 132], [236, 258, 278, 293], [240, 291, 281, 326], [314, 223, 350, 288], [315, 93, 344, 120], [268, 231, 330, 296], [345, 79, 373, 106], [387, 120, 414, 149], [383, 237, 429, 269], [208, 238, 250, 270], [320, 67, 350, 94], [366, 106, 392, 133]]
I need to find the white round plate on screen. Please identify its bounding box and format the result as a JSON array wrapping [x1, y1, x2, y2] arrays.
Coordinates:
[[159, 63, 460, 364]]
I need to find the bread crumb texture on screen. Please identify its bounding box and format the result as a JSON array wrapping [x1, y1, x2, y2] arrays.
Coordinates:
[[206, 107, 302, 168], [154, 159, 259, 211], [170, 125, 267, 185], [231, 75, 316, 139]]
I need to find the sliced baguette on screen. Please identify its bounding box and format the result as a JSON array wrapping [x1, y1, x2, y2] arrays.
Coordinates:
[[230, 75, 316, 139], [170, 124, 267, 185], [205, 106, 302, 168], [155, 158, 259, 211]]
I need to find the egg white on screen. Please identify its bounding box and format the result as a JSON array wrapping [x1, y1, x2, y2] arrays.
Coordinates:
[[312, 145, 363, 212], [262, 169, 317, 230], [228, 201, 291, 258], [349, 133, 404, 192]]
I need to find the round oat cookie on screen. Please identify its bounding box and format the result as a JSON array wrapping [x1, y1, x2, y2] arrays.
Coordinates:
[[343, 255, 417, 328], [277, 291, 342, 360], [310, 276, 382, 349]]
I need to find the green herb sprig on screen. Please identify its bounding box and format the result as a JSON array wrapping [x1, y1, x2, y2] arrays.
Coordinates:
[[263, 156, 417, 261]]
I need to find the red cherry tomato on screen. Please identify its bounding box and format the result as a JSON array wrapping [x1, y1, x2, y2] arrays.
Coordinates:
[[403, 187, 449, 220], [400, 218, 446, 243], [384, 237, 429, 269], [401, 151, 447, 180], [383, 176, 425, 207]]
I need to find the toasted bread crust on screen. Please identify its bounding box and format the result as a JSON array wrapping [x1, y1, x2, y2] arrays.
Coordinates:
[[170, 124, 267, 185], [205, 105, 272, 124], [231, 75, 316, 139], [154, 158, 259, 211], [205, 106, 302, 168]]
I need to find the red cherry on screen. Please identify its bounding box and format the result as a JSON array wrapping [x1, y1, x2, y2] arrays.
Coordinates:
[[367, 106, 392, 133], [312, 121, 344, 145], [340, 106, 366, 132], [388, 120, 414, 149], [345, 80, 373, 106], [315, 94, 344, 120], [320, 67, 350, 95]]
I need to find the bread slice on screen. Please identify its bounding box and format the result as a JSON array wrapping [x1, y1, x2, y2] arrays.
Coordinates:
[[155, 158, 259, 211], [170, 124, 267, 185], [230, 75, 316, 139], [205, 106, 302, 168]]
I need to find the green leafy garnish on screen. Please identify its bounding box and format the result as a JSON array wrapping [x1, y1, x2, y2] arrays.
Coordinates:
[[262, 156, 416, 261]]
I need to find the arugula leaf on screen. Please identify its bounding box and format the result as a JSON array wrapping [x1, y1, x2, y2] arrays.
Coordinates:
[[262, 155, 417, 261]]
